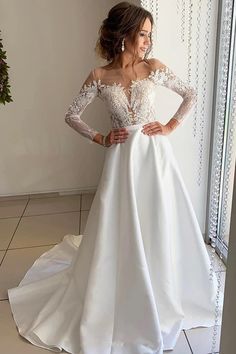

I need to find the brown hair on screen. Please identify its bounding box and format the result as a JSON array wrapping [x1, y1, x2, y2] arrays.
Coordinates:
[[95, 1, 154, 65]]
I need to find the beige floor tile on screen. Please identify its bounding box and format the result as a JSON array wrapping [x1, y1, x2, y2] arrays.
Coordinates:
[[0, 217, 20, 250], [0, 199, 28, 218], [0, 245, 53, 300], [185, 325, 222, 353], [0, 300, 67, 353], [205, 244, 227, 272], [165, 330, 192, 353], [80, 210, 89, 234], [81, 193, 96, 211], [9, 212, 80, 249], [23, 195, 81, 216]]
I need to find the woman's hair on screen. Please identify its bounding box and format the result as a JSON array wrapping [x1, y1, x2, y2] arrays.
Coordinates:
[[95, 1, 154, 64]]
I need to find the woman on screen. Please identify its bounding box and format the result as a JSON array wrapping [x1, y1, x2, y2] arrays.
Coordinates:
[[8, 2, 220, 354]]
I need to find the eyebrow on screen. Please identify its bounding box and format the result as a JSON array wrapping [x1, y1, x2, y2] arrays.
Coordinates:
[[140, 30, 151, 33]]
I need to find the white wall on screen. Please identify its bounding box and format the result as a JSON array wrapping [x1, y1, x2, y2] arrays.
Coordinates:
[[0, 0, 117, 196], [149, 0, 219, 232], [0, 0, 219, 234]]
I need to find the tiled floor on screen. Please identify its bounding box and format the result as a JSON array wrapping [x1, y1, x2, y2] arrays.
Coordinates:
[[0, 193, 226, 354]]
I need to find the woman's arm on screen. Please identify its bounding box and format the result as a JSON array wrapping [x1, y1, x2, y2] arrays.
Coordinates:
[[149, 58, 197, 131], [65, 69, 103, 144]]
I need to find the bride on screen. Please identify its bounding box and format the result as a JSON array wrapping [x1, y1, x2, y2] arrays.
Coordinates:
[[8, 2, 220, 354]]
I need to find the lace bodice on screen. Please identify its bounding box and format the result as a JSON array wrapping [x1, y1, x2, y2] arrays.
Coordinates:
[[65, 63, 197, 142]]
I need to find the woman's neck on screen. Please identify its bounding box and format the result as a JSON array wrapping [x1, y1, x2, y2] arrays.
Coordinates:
[[110, 53, 143, 70]]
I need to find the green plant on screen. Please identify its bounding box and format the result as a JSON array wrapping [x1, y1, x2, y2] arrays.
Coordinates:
[[0, 30, 13, 105]]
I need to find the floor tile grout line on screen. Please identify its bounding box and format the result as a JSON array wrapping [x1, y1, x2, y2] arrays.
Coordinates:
[[0, 192, 59, 202], [183, 330, 194, 354], [0, 208, 90, 220], [0, 216, 23, 220], [0, 193, 80, 203], [22, 209, 83, 217], [4, 243, 58, 251], [0, 191, 96, 202], [0, 193, 94, 258], [7, 197, 31, 248], [21, 195, 82, 218], [0, 193, 223, 354], [0, 198, 31, 267], [0, 243, 54, 252], [79, 194, 82, 234], [0, 192, 96, 219]]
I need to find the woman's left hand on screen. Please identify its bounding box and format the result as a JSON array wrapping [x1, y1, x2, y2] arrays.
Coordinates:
[[141, 121, 171, 136]]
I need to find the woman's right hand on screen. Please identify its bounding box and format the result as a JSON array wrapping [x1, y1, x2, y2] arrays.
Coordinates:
[[104, 128, 129, 147]]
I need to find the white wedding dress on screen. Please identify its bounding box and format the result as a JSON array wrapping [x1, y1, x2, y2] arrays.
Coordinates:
[[8, 60, 222, 354]]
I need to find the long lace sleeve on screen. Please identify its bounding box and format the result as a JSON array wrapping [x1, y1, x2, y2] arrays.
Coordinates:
[[65, 69, 100, 143], [156, 65, 197, 124]]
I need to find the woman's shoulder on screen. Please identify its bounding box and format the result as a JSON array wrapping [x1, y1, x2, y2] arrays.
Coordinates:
[[89, 58, 168, 81], [146, 57, 166, 71], [93, 59, 166, 71], [89, 66, 110, 82]]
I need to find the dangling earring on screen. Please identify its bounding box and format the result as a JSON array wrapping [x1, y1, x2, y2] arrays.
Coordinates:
[[121, 38, 125, 52]]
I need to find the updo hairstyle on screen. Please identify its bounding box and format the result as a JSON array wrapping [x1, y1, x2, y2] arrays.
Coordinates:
[[95, 1, 154, 63]]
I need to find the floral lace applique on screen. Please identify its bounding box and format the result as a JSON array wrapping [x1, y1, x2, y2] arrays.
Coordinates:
[[65, 66, 197, 142], [153, 66, 197, 123], [65, 75, 100, 143], [97, 76, 158, 128]]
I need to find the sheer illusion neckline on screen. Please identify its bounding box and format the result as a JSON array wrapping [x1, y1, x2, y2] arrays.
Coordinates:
[[96, 68, 163, 106], [81, 66, 171, 109], [97, 68, 159, 92]]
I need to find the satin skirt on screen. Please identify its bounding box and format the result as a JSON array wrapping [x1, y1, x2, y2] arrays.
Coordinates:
[[8, 124, 222, 354]]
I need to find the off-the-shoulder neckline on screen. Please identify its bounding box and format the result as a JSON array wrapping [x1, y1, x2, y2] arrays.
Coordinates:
[[83, 66, 172, 92]]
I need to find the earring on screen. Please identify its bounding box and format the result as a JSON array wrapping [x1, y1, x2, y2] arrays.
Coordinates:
[[121, 38, 125, 52]]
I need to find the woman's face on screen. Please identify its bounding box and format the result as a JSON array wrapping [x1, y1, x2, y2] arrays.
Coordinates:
[[125, 17, 152, 59]]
